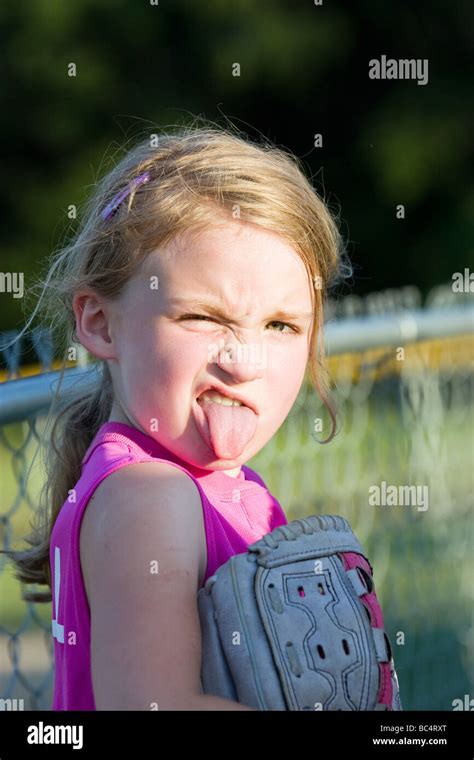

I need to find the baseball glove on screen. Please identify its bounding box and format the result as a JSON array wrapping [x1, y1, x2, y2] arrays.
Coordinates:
[[197, 514, 402, 711]]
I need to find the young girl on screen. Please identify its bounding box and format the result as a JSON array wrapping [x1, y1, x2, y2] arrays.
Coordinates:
[[5, 123, 348, 710]]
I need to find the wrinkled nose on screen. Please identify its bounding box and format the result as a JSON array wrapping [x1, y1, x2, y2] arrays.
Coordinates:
[[210, 338, 266, 382]]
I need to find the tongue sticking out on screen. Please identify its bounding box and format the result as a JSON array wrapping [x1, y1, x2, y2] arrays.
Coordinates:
[[199, 399, 257, 459]]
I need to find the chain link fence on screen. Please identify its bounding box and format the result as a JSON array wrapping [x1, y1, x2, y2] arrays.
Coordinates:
[[1, 284, 473, 711]]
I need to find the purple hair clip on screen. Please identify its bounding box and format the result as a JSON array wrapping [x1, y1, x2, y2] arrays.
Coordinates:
[[100, 171, 151, 221]]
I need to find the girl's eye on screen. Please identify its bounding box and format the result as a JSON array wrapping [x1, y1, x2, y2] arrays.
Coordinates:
[[267, 320, 299, 335], [179, 315, 299, 334], [181, 314, 213, 320]]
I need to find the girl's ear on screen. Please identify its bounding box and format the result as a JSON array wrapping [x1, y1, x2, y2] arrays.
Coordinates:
[[72, 289, 117, 361]]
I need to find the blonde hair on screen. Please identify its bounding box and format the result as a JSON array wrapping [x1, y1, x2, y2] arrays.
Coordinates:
[[1, 119, 350, 603]]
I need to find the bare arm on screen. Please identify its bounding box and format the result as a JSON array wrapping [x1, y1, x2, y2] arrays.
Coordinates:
[[80, 461, 257, 711]]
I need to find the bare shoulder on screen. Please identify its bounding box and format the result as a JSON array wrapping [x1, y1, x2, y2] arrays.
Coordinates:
[[80, 460, 207, 604], [79, 459, 209, 709]]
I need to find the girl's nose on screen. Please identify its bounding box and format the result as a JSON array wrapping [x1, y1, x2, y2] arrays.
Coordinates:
[[212, 340, 266, 382]]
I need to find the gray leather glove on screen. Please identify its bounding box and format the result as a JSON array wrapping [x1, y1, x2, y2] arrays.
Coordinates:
[[198, 514, 402, 711]]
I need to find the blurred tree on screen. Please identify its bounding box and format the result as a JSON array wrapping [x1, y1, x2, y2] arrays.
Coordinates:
[[0, 0, 472, 334]]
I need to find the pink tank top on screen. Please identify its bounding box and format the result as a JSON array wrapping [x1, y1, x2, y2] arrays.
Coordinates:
[[50, 421, 288, 710]]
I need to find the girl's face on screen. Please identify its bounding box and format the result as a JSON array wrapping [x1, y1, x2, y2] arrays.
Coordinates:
[[103, 221, 315, 476]]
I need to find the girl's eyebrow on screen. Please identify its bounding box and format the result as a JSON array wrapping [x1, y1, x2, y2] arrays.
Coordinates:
[[168, 297, 313, 322]]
